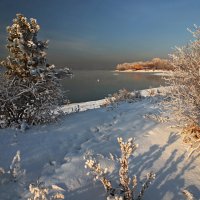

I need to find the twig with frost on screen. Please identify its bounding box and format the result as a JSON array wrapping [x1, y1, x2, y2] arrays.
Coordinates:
[[0, 167, 5, 175], [0, 150, 25, 191], [28, 179, 65, 200], [85, 159, 113, 193], [137, 172, 156, 200], [182, 189, 195, 200], [9, 150, 24, 181], [182, 125, 200, 157], [85, 137, 155, 200], [117, 137, 138, 199]]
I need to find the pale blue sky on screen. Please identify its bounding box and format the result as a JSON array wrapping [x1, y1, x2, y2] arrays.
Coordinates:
[[0, 0, 199, 69]]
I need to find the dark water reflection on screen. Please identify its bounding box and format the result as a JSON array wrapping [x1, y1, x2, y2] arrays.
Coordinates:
[[61, 70, 165, 103]]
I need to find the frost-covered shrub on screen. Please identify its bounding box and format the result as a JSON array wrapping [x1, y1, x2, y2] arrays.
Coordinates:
[[162, 25, 200, 155], [0, 151, 26, 199], [0, 151, 64, 199], [182, 125, 200, 157], [0, 74, 63, 127], [28, 180, 65, 200], [85, 137, 155, 200], [103, 89, 142, 108], [163, 25, 200, 128], [9, 150, 25, 182], [0, 151, 25, 184], [0, 14, 65, 128]]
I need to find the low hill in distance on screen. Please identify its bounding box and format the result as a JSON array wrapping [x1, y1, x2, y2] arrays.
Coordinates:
[[116, 58, 173, 71]]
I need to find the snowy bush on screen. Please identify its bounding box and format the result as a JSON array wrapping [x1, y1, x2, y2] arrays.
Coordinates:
[[0, 14, 65, 128], [85, 137, 155, 200], [28, 179, 65, 200], [0, 151, 64, 199], [0, 151, 25, 184], [163, 25, 200, 127], [182, 125, 200, 157], [162, 25, 200, 154], [103, 89, 142, 108]]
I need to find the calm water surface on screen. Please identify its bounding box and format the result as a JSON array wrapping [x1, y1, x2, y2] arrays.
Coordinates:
[[61, 70, 165, 103]]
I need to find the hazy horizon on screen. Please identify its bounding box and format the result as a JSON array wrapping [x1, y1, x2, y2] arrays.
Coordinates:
[[1, 0, 200, 69]]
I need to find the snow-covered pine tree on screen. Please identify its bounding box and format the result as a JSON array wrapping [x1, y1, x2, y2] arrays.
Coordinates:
[[0, 13, 65, 128]]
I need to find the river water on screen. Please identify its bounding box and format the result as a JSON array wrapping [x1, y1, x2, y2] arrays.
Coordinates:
[[61, 70, 165, 103]]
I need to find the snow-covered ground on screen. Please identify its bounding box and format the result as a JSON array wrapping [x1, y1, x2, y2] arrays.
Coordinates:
[[0, 89, 199, 200]]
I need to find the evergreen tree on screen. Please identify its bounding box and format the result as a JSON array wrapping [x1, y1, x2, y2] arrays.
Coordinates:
[[0, 14, 65, 128]]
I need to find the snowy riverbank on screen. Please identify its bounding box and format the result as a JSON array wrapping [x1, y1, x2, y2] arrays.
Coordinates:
[[114, 69, 171, 76], [0, 88, 199, 200]]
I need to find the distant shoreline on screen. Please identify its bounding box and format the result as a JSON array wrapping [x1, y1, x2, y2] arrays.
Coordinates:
[[114, 69, 171, 76], [115, 69, 168, 73]]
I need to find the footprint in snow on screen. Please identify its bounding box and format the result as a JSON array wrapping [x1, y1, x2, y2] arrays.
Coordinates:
[[90, 127, 100, 133], [100, 134, 110, 141], [143, 131, 154, 137]]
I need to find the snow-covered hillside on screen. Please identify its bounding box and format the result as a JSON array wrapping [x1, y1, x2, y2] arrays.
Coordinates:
[[0, 90, 199, 200]]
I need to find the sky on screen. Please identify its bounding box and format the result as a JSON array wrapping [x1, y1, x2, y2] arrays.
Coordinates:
[[0, 0, 200, 69]]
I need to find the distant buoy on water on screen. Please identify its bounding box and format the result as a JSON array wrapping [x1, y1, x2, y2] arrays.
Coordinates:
[[97, 79, 100, 82]]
